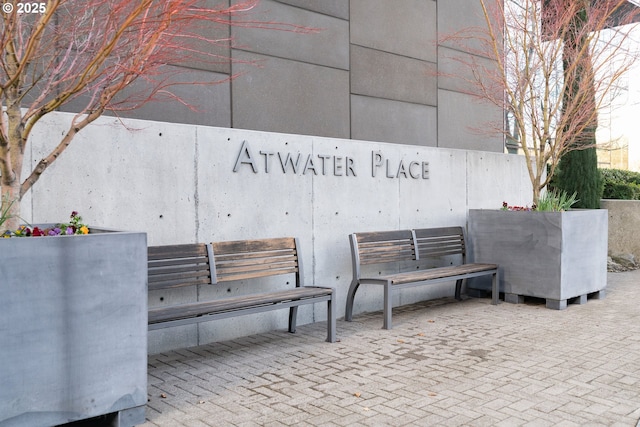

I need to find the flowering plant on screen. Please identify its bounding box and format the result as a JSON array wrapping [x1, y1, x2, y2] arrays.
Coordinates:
[[502, 190, 578, 213], [501, 202, 536, 211], [2, 211, 89, 238]]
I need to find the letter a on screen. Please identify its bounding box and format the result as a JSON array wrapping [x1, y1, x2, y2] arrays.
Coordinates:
[[233, 140, 258, 173]]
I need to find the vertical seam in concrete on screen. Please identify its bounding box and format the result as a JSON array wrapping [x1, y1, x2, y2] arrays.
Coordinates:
[[435, 0, 439, 149], [311, 138, 317, 323], [228, 14, 234, 129], [194, 127, 201, 347], [194, 127, 200, 243], [348, 0, 352, 140], [465, 152, 470, 227]]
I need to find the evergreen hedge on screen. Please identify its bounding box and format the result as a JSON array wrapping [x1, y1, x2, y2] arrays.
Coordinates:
[[600, 168, 640, 200]]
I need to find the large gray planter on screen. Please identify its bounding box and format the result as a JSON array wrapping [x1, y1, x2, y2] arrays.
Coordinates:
[[468, 209, 608, 309], [0, 228, 148, 427]]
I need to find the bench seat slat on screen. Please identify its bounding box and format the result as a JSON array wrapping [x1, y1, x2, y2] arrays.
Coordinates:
[[149, 287, 333, 324], [373, 263, 498, 285]]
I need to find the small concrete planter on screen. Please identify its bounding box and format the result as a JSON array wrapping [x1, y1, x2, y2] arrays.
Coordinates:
[[468, 209, 608, 309], [0, 228, 148, 427]]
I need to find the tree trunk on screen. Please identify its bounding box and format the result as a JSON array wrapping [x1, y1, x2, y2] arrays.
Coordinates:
[[0, 181, 21, 233]]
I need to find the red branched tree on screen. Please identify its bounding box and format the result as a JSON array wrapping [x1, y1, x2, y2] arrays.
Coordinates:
[[0, 0, 312, 232], [441, 0, 640, 204]]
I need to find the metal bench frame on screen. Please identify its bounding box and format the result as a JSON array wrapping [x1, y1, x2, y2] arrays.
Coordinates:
[[148, 237, 336, 343], [345, 226, 499, 329]]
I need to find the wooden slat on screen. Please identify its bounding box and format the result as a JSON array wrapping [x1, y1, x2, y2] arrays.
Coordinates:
[[414, 227, 466, 258], [148, 244, 209, 260], [212, 237, 300, 283], [214, 253, 296, 268], [355, 230, 414, 243], [354, 230, 417, 265], [413, 226, 464, 239], [148, 287, 332, 324], [148, 243, 213, 290], [215, 261, 298, 277], [212, 237, 296, 255], [380, 263, 498, 285]]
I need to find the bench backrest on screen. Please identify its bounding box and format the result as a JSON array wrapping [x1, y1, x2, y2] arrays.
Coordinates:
[[212, 237, 302, 286], [350, 227, 468, 277], [148, 243, 215, 291], [414, 226, 467, 263], [350, 229, 417, 268]]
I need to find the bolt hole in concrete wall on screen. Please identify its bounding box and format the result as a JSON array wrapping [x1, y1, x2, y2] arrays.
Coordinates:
[[26, 112, 531, 352]]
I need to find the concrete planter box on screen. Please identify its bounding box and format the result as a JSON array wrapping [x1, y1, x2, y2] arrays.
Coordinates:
[[467, 209, 608, 309], [0, 228, 148, 427]]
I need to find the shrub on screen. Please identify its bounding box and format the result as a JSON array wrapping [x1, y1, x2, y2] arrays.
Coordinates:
[[600, 168, 640, 200]]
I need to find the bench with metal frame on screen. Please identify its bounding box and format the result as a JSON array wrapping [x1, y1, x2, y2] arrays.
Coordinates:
[[147, 237, 336, 343], [345, 226, 499, 329]]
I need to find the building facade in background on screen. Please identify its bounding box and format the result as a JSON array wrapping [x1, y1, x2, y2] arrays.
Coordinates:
[[63, 0, 504, 154]]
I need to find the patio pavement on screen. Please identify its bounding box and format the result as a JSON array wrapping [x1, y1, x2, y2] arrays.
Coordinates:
[[142, 270, 640, 427]]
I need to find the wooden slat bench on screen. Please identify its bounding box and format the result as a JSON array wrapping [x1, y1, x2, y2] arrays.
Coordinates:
[[147, 237, 336, 343], [344, 226, 499, 329]]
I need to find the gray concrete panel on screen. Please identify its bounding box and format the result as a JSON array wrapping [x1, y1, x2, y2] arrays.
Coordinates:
[[61, 66, 231, 127], [351, 0, 437, 62], [438, 46, 500, 95], [351, 45, 437, 106], [437, 89, 504, 152], [148, 325, 198, 355], [232, 0, 349, 69], [438, 0, 489, 53], [167, 0, 231, 74], [275, 0, 349, 20], [466, 150, 533, 209], [399, 148, 468, 229], [231, 51, 350, 138], [351, 95, 437, 146], [28, 114, 200, 245], [310, 137, 403, 320]]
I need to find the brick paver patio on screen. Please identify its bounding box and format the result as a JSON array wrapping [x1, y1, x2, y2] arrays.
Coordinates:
[[142, 270, 640, 426]]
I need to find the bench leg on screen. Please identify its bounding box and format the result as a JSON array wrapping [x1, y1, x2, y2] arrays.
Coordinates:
[[491, 271, 499, 305], [383, 282, 392, 330], [288, 306, 298, 333], [345, 279, 360, 322], [326, 290, 337, 343], [455, 279, 463, 301]]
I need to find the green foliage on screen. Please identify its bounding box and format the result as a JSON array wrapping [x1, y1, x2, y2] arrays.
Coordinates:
[[601, 168, 640, 200], [0, 193, 14, 230], [536, 189, 578, 212], [553, 147, 603, 209]]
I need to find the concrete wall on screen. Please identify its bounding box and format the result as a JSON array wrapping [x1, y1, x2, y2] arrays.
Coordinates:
[[23, 112, 531, 353], [601, 199, 640, 260], [61, 0, 504, 153]]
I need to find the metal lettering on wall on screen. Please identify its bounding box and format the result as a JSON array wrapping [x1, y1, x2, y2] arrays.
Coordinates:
[[233, 140, 429, 180]]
